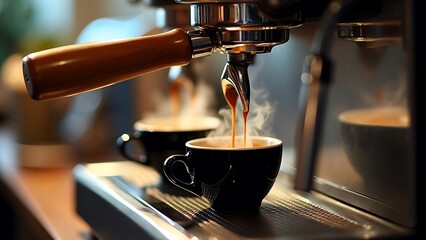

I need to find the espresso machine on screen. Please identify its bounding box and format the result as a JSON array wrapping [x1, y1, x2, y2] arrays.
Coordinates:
[[21, 0, 423, 239]]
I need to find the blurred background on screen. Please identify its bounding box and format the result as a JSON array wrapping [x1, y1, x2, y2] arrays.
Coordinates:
[[0, 0, 159, 162]]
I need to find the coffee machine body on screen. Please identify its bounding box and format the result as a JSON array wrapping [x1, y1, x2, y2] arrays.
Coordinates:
[[21, 0, 424, 238], [247, 0, 420, 232], [301, 0, 416, 227], [181, 0, 421, 233]]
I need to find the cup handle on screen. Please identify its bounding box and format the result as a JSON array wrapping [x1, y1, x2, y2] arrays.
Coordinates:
[[116, 133, 148, 164], [163, 154, 202, 196]]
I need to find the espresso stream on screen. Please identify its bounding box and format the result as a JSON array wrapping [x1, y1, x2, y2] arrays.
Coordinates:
[[222, 81, 249, 148], [169, 63, 249, 148]]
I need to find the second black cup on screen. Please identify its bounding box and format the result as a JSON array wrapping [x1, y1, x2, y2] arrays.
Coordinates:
[[117, 115, 220, 177]]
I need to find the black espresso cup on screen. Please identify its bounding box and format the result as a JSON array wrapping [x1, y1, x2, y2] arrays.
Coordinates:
[[117, 116, 220, 177], [163, 136, 283, 212]]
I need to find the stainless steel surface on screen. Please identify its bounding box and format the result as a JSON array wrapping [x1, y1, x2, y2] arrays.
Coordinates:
[[294, 0, 357, 192], [187, 29, 216, 58], [336, 21, 402, 47], [295, 0, 416, 228], [294, 54, 328, 192], [68, 0, 422, 237], [187, 3, 298, 54], [75, 161, 413, 240]]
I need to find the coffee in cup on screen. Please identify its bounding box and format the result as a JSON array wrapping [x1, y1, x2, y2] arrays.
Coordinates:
[[117, 115, 220, 176], [163, 136, 283, 212], [338, 107, 411, 194]]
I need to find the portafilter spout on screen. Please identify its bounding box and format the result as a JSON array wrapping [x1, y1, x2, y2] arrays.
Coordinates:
[[221, 53, 252, 113]]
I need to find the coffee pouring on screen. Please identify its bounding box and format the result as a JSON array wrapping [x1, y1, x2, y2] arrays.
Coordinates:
[[21, 0, 424, 238]]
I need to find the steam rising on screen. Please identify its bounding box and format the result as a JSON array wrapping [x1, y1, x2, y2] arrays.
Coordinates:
[[144, 56, 278, 148], [364, 72, 407, 107], [358, 46, 408, 109], [208, 85, 276, 138]]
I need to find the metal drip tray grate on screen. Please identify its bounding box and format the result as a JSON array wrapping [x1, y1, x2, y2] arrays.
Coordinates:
[[108, 163, 371, 239], [141, 187, 365, 239], [76, 161, 409, 239]]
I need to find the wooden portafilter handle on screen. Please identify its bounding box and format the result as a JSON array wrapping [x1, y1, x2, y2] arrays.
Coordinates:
[[22, 29, 194, 100]]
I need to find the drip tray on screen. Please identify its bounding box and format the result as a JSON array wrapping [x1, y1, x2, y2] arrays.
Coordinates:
[[74, 161, 409, 240]]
